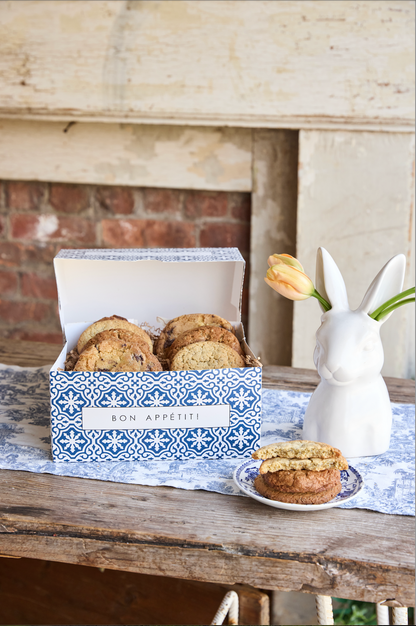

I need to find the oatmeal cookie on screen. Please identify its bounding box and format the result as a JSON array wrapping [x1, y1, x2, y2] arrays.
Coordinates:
[[74, 329, 162, 372], [262, 468, 341, 493], [167, 326, 244, 362], [170, 341, 245, 371], [77, 315, 153, 353], [254, 474, 342, 504], [252, 440, 343, 461], [155, 313, 235, 359], [259, 456, 348, 473]]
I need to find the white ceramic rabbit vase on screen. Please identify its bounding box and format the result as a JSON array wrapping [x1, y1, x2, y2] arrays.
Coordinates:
[[302, 248, 406, 457]]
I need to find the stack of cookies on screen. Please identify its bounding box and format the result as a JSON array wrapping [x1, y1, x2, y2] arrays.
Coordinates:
[[68, 315, 161, 373], [155, 313, 246, 371], [67, 312, 247, 372], [253, 440, 348, 505]]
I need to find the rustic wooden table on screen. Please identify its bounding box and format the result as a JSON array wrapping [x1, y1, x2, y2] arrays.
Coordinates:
[[0, 339, 414, 622]]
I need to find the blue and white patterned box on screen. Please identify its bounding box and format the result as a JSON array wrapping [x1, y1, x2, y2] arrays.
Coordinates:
[[50, 248, 262, 461]]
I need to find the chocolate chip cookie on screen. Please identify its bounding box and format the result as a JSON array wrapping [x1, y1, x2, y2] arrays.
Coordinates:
[[74, 329, 162, 372], [167, 326, 244, 363], [155, 313, 235, 359], [77, 315, 153, 353]]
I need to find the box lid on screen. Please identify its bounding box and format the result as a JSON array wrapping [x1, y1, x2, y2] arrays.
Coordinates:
[[54, 247, 245, 332]]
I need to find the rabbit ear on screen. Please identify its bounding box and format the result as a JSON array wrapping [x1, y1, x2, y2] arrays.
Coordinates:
[[316, 248, 349, 311], [358, 254, 406, 323]]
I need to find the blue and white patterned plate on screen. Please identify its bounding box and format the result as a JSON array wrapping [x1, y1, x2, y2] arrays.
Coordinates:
[[233, 459, 364, 511]]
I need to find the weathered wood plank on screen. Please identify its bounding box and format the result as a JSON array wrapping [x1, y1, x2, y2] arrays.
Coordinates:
[[0, 471, 413, 605], [294, 130, 415, 378], [0, 119, 252, 191], [0, 338, 61, 368], [249, 130, 298, 366], [1, 534, 413, 607], [1, 471, 412, 570], [0, 1, 413, 131], [262, 365, 415, 405]]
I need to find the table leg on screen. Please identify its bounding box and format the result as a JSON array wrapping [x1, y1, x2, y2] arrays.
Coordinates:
[[392, 607, 409, 625], [315, 595, 334, 625], [377, 602, 390, 625]]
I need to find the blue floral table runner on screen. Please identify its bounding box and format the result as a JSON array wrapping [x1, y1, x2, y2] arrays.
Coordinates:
[[0, 363, 414, 516]]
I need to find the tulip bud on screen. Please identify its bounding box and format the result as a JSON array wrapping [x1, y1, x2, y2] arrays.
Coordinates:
[[267, 254, 304, 272], [265, 264, 314, 301]]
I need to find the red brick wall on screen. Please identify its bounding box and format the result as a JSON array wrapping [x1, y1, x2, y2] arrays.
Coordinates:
[[0, 181, 251, 344]]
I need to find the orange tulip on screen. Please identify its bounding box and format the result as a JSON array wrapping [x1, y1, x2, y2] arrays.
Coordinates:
[[265, 264, 315, 301], [267, 254, 304, 272]]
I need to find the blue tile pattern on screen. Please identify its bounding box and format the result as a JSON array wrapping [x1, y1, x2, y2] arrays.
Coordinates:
[[50, 368, 262, 461]]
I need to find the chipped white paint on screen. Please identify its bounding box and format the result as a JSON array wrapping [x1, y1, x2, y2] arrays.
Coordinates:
[[211, 590, 239, 625], [0, 119, 251, 191], [294, 130, 415, 378], [0, 1, 413, 131]]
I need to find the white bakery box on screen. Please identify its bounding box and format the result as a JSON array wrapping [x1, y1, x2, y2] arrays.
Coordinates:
[[50, 247, 262, 462]]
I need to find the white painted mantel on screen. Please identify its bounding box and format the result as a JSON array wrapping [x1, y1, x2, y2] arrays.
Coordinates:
[[0, 0, 414, 131], [0, 0, 414, 376]]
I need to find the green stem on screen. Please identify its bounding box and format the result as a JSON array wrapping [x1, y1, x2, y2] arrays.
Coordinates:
[[369, 287, 415, 319], [312, 289, 331, 311], [375, 297, 415, 321]]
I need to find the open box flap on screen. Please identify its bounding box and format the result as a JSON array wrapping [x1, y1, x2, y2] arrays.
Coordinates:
[[54, 248, 245, 335]]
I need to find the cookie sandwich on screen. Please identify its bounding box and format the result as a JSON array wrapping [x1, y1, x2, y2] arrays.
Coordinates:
[[252, 440, 348, 505]]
